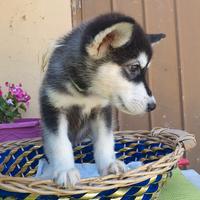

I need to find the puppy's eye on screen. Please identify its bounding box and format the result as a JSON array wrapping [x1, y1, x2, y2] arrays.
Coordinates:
[[128, 64, 140, 73], [125, 64, 141, 80]]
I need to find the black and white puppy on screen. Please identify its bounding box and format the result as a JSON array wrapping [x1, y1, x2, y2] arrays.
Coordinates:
[[40, 13, 165, 187]]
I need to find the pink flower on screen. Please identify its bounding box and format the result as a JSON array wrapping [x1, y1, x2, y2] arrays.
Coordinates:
[[5, 82, 10, 88], [7, 84, 30, 103], [0, 82, 31, 123], [3, 82, 31, 103]]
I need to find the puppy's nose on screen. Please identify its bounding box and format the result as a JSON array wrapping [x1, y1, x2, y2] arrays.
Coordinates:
[[147, 102, 156, 112]]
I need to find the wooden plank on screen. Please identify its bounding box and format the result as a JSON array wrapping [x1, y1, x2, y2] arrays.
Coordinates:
[[112, 0, 144, 25], [144, 0, 183, 129], [71, 0, 82, 27], [113, 0, 150, 130], [82, 0, 112, 21], [176, 0, 200, 172]]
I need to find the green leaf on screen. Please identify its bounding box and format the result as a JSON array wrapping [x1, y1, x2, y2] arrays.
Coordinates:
[[19, 103, 26, 112], [0, 94, 25, 123], [5, 111, 15, 117], [0, 98, 9, 112], [0, 97, 7, 106]]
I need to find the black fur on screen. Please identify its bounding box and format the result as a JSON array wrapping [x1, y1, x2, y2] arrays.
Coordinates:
[[100, 105, 112, 129], [147, 33, 166, 44], [40, 94, 59, 133]]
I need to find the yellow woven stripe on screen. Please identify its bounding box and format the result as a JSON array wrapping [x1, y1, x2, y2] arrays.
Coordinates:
[[141, 149, 153, 153], [5, 146, 42, 176], [134, 186, 149, 196], [109, 187, 130, 198], [25, 168, 39, 177], [15, 154, 43, 177], [128, 143, 138, 148], [2, 197, 17, 200], [74, 144, 91, 152], [0, 148, 18, 171], [74, 155, 94, 163], [134, 176, 160, 196], [74, 146, 84, 151], [73, 192, 99, 199], [118, 147, 132, 153], [74, 154, 85, 160], [24, 194, 39, 200], [151, 147, 163, 151], [117, 155, 128, 161], [134, 196, 143, 200], [148, 176, 157, 184]]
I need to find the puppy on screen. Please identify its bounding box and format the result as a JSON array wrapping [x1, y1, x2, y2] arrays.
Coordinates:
[[39, 13, 165, 187]]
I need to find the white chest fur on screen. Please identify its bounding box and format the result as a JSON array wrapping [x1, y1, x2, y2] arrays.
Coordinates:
[[47, 88, 109, 115]]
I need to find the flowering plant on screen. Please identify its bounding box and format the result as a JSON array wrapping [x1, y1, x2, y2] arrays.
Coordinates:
[[0, 82, 31, 123]]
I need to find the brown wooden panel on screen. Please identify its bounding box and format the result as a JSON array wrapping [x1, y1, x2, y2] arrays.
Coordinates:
[[144, 0, 183, 129], [176, 0, 200, 172], [82, 0, 112, 21], [112, 0, 144, 25], [113, 0, 150, 130], [71, 0, 82, 27]]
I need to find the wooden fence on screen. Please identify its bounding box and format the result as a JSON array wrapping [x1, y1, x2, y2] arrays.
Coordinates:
[[71, 0, 200, 172]]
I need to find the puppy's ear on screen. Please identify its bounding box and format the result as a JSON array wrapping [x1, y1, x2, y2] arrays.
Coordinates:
[[86, 22, 133, 59], [146, 33, 166, 46]]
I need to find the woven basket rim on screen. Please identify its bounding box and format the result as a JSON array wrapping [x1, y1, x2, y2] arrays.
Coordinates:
[[0, 128, 195, 196]]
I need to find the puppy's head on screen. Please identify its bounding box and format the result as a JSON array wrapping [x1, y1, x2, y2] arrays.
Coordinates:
[[82, 13, 165, 115]]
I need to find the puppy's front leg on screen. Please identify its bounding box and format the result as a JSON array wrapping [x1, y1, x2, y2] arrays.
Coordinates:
[[43, 113, 80, 187], [92, 107, 126, 176]]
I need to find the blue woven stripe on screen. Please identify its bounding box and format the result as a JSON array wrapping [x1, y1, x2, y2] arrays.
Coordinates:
[[36, 195, 58, 200], [0, 190, 30, 199], [75, 152, 94, 163], [123, 152, 144, 163], [74, 145, 93, 155], [0, 144, 34, 175], [0, 149, 11, 166], [70, 193, 86, 199], [121, 193, 153, 200], [95, 188, 119, 198]]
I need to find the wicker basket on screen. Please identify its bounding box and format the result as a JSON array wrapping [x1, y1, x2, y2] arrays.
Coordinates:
[[0, 128, 196, 200]]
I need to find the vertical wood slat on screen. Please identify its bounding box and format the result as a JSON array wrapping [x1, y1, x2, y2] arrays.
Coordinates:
[[71, 0, 82, 27], [112, 0, 144, 25], [144, 0, 183, 129], [81, 0, 112, 21], [112, 0, 150, 131], [176, 0, 200, 172]]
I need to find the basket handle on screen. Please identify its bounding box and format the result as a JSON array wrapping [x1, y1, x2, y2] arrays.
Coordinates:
[[151, 128, 196, 151]]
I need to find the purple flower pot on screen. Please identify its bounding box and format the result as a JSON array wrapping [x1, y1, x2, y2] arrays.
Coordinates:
[[0, 118, 42, 142]]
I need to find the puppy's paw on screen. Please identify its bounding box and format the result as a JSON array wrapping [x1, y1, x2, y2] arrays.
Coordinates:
[[53, 168, 80, 188], [102, 160, 127, 176]]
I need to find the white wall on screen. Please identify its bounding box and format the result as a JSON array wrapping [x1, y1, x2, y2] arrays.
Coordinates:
[[0, 0, 72, 117]]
